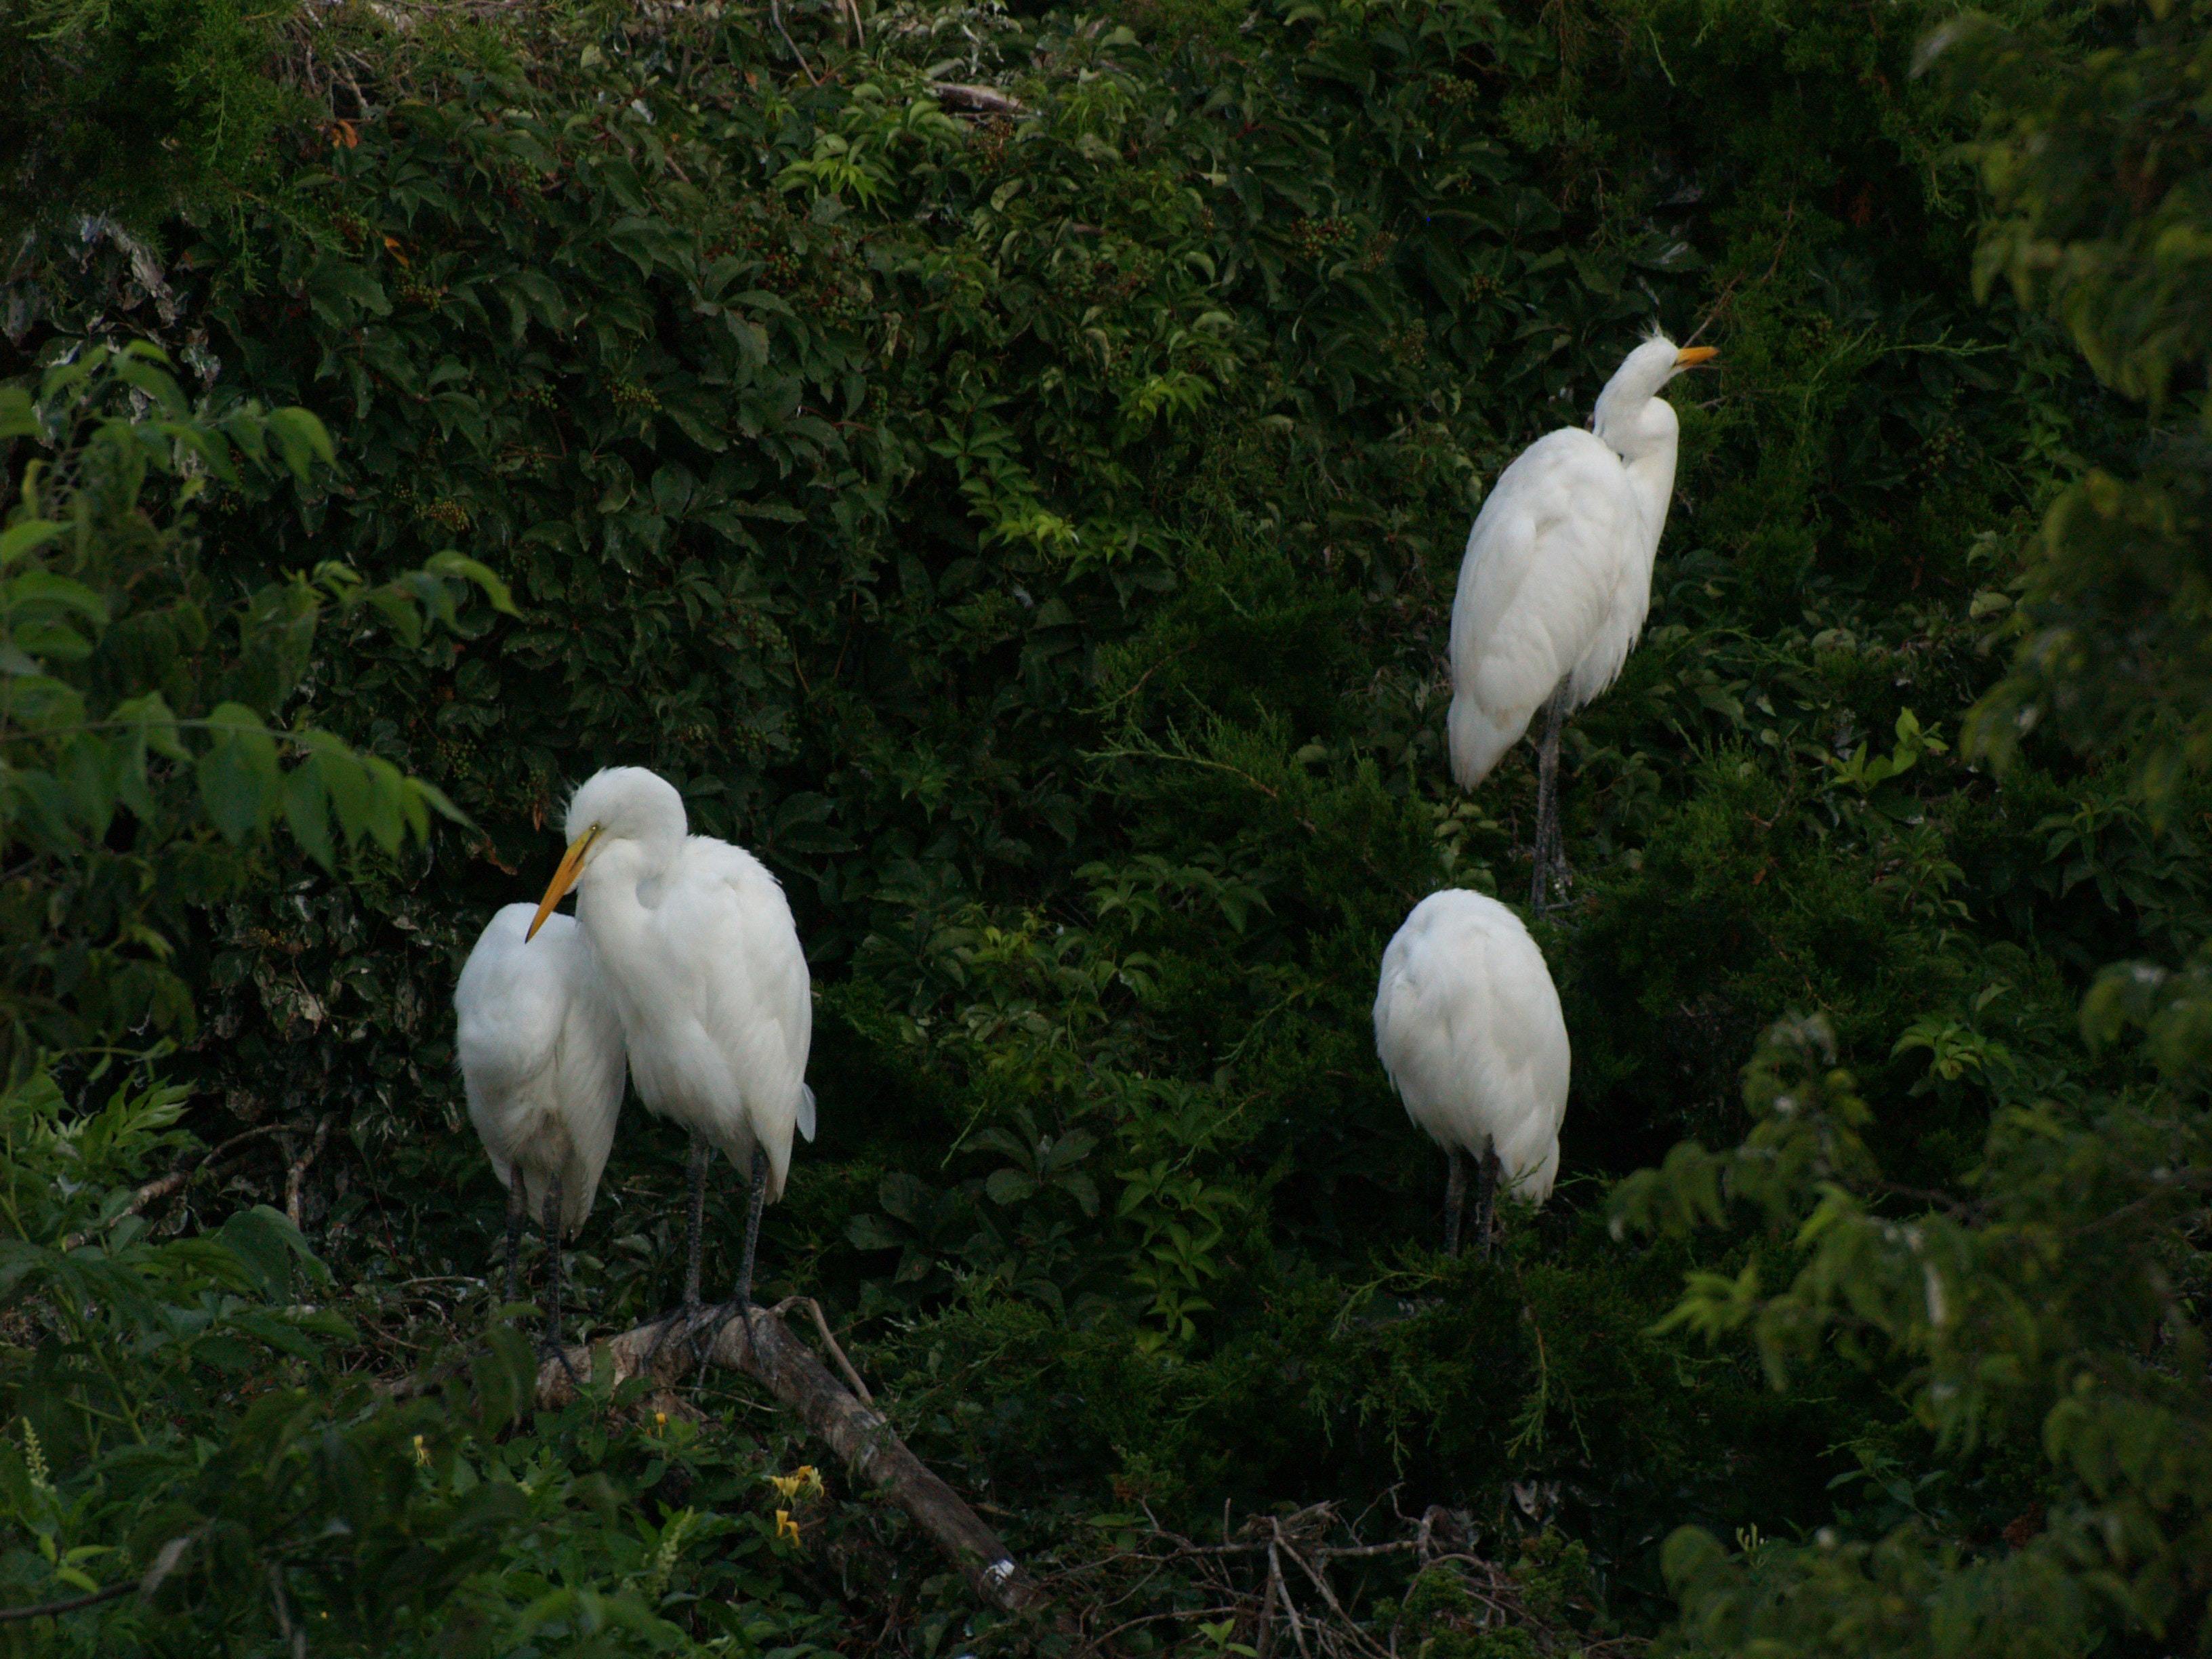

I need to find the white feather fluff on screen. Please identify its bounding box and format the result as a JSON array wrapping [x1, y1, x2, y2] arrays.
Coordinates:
[[1448, 336, 1698, 787], [455, 905, 628, 1234], [1372, 890, 1570, 1203], [561, 768, 815, 1202]]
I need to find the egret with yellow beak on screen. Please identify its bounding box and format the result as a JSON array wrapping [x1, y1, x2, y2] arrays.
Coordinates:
[[1449, 335, 1718, 910], [529, 766, 815, 1342]]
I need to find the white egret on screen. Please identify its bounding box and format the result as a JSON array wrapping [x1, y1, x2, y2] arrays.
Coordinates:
[[527, 766, 815, 1340], [1449, 335, 1717, 909], [1373, 889, 1570, 1256], [454, 903, 627, 1363]]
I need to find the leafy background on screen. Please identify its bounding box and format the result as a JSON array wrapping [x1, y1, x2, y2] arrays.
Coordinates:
[[3, 0, 2208, 1652]]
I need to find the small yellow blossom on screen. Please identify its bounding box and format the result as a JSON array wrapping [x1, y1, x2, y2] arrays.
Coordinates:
[[775, 1510, 802, 1544], [768, 1464, 823, 1501], [412, 1435, 430, 1467], [654, 1410, 668, 1429]]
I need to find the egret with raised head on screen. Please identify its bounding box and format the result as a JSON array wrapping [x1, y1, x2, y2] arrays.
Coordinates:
[[1373, 889, 1570, 1256], [455, 903, 627, 1363], [1449, 334, 1716, 909], [527, 766, 814, 1343]]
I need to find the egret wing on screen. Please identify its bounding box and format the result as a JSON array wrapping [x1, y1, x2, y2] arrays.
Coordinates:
[[666, 838, 814, 1196], [1448, 430, 1641, 784], [455, 906, 574, 1181]]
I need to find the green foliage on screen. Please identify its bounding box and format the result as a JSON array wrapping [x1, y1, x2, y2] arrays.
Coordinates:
[[1614, 7, 2212, 1654], [0, 345, 504, 1077], [1942, 1, 2212, 805], [0, 352, 848, 1654], [0, 0, 302, 237], [1, 0, 2206, 1652]]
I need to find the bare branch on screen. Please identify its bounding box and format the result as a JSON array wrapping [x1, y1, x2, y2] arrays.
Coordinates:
[[529, 1303, 1040, 1615], [933, 82, 1025, 117], [284, 1115, 338, 1230], [777, 1294, 874, 1404]]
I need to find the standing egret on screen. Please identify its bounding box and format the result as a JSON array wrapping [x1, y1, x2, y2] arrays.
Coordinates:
[[1373, 889, 1570, 1256], [454, 903, 627, 1364], [527, 767, 815, 1343], [1449, 335, 1717, 909]]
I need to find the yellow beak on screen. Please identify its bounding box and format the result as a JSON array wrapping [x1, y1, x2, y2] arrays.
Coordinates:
[[527, 827, 599, 941], [1674, 345, 1719, 367]]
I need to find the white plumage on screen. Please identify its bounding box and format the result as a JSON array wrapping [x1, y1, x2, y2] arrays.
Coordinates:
[[455, 903, 627, 1235], [1374, 890, 1570, 1249], [1448, 335, 1715, 787], [529, 765, 814, 1316]]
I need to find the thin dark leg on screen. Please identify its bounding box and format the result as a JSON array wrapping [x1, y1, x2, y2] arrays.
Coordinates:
[[541, 1172, 581, 1388], [502, 1178, 525, 1305], [1474, 1147, 1500, 1260], [682, 1136, 710, 1311], [733, 1147, 769, 1309], [1530, 678, 1570, 914], [646, 1138, 712, 1368], [693, 1149, 771, 1378], [1443, 1145, 1467, 1258]]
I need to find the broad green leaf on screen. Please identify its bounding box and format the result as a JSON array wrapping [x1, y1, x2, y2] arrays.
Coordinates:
[[194, 702, 280, 843]]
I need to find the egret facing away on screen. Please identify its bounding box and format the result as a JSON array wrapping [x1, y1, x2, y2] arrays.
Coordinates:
[[527, 767, 815, 1342], [1373, 889, 1570, 1256], [1449, 335, 1716, 909], [455, 904, 627, 1364]]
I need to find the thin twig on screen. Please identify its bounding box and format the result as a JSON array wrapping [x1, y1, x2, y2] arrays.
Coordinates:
[[58, 1124, 291, 1251], [268, 1561, 306, 1659], [1269, 1541, 1313, 1659], [769, 0, 821, 84], [773, 1294, 874, 1404], [0, 1534, 197, 1624], [0, 1582, 136, 1623]]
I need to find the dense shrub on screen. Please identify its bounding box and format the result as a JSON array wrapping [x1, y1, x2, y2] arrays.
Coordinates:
[[1, 0, 2206, 1651]]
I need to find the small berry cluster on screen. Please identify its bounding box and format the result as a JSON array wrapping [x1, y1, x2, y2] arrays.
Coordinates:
[[1290, 215, 1357, 262]]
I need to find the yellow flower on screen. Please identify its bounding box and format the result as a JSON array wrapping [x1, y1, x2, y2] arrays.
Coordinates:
[[654, 1410, 668, 1429], [775, 1509, 802, 1545], [412, 1435, 430, 1467], [767, 1464, 824, 1501]]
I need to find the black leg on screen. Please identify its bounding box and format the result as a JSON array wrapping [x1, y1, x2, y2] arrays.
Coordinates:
[[682, 1135, 710, 1311], [1530, 678, 1570, 914], [1474, 1147, 1500, 1260], [541, 1172, 581, 1388], [691, 1148, 771, 1378], [1443, 1145, 1467, 1257], [733, 1146, 769, 1309], [502, 1177, 525, 1306], [646, 1138, 712, 1370]]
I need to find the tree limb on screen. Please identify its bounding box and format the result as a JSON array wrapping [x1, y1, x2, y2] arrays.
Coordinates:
[[285, 1115, 338, 1230], [533, 1301, 1041, 1616], [933, 83, 1025, 117]]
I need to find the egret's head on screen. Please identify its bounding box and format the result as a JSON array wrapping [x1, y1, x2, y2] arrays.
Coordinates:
[[527, 766, 688, 939], [1593, 334, 1717, 454]]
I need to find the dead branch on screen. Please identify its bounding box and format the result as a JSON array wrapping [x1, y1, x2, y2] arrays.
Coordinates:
[[933, 82, 1025, 117], [285, 1115, 338, 1231], [783, 1294, 874, 1404], [1050, 1501, 1643, 1659], [770, 0, 821, 85], [59, 1125, 292, 1252], [531, 1302, 1040, 1616]]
